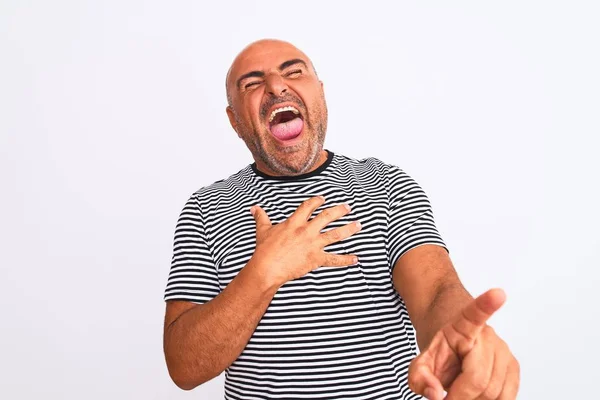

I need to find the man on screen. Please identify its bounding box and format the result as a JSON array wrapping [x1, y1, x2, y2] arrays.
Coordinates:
[[163, 39, 520, 400]]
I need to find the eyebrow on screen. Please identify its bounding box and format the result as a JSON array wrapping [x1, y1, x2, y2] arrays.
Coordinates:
[[236, 70, 264, 89], [236, 58, 308, 89], [279, 58, 307, 71]]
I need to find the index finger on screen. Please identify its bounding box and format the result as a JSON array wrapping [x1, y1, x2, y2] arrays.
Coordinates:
[[448, 288, 506, 352], [289, 195, 326, 224]]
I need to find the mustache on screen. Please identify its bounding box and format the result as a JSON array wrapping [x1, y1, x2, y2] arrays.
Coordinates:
[[260, 94, 306, 120]]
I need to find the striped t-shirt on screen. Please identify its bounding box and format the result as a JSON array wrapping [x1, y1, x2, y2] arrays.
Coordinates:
[[164, 149, 448, 400]]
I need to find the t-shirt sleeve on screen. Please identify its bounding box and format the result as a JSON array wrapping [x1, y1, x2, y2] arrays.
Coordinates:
[[164, 193, 221, 304], [387, 165, 449, 274]]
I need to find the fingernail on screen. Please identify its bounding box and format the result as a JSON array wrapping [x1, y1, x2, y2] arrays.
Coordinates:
[[318, 195, 325, 201], [353, 256, 359, 264], [250, 206, 256, 216], [355, 221, 362, 229], [344, 203, 351, 211]]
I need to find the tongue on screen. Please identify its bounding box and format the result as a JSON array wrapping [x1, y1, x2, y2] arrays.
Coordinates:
[[270, 117, 304, 141]]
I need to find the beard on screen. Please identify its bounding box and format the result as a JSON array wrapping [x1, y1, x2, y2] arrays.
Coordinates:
[[237, 96, 328, 176]]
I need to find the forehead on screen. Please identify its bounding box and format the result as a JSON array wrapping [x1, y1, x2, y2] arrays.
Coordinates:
[[228, 42, 309, 85]]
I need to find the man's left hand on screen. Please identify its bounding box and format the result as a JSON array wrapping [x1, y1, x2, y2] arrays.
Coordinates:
[[407, 288, 520, 400]]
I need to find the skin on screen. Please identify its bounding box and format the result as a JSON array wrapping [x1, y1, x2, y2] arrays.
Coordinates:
[[225, 39, 328, 177], [395, 244, 520, 399], [163, 39, 520, 399]]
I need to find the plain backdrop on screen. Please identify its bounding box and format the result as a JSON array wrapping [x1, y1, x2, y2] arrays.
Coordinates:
[[1, 1, 598, 399]]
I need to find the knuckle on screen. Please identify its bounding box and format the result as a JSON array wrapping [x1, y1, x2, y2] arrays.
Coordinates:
[[294, 225, 307, 236], [483, 379, 503, 399], [474, 379, 489, 393], [331, 255, 346, 267], [468, 370, 489, 393], [322, 254, 334, 266], [337, 203, 350, 212], [513, 358, 521, 373], [309, 196, 323, 206], [333, 256, 345, 267], [407, 363, 426, 393], [320, 208, 333, 220], [328, 229, 341, 241], [471, 381, 488, 394], [407, 375, 417, 393], [347, 223, 359, 235]]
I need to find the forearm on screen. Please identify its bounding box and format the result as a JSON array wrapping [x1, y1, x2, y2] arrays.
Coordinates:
[[415, 281, 473, 350], [164, 257, 280, 390]]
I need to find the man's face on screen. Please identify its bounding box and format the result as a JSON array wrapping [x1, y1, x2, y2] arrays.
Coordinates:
[[226, 41, 328, 176]]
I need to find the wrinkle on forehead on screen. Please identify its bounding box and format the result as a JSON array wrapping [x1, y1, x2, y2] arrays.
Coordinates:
[[225, 39, 316, 106]]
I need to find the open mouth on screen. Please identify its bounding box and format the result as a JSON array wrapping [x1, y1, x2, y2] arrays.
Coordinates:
[[268, 105, 304, 141]]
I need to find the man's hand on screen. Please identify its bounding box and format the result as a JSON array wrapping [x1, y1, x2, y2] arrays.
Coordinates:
[[408, 288, 520, 400], [249, 195, 362, 288]]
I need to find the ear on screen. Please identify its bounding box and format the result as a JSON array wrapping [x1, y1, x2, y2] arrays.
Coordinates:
[[226, 106, 242, 138]]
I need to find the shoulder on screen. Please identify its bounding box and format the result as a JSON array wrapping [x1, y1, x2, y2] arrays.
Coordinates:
[[333, 153, 426, 206], [333, 151, 408, 180], [183, 164, 254, 211]]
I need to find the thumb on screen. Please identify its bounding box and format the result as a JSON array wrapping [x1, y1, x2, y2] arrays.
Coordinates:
[[408, 355, 445, 400], [250, 205, 271, 234]]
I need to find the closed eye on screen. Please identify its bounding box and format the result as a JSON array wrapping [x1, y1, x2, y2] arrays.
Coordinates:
[[244, 81, 261, 89], [286, 69, 302, 77]]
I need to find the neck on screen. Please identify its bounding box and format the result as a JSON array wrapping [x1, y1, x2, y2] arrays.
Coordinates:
[[254, 149, 328, 177]]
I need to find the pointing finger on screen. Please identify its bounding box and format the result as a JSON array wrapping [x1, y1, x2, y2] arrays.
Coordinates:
[[449, 288, 506, 353]]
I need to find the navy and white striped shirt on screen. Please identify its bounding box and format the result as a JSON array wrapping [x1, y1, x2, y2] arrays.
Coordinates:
[[165, 149, 448, 399]]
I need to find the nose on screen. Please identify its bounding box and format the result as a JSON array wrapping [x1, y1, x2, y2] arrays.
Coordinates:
[[265, 74, 288, 97]]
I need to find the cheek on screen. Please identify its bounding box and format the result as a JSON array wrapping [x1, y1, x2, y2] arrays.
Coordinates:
[[247, 93, 265, 122], [295, 85, 324, 112]]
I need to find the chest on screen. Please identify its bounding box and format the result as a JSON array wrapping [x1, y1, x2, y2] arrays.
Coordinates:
[[206, 181, 392, 291]]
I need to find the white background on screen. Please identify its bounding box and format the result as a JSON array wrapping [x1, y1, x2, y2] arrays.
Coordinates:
[[1, 1, 598, 398]]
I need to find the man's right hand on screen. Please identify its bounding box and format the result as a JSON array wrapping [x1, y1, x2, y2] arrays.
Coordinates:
[[249, 195, 362, 288]]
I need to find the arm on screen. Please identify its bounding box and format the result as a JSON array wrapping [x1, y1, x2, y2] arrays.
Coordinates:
[[386, 167, 519, 398], [394, 244, 520, 399], [392, 244, 472, 350], [163, 257, 280, 390], [163, 197, 359, 390]]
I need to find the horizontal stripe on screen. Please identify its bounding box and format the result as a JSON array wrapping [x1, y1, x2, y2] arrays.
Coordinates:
[[164, 150, 448, 399]]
